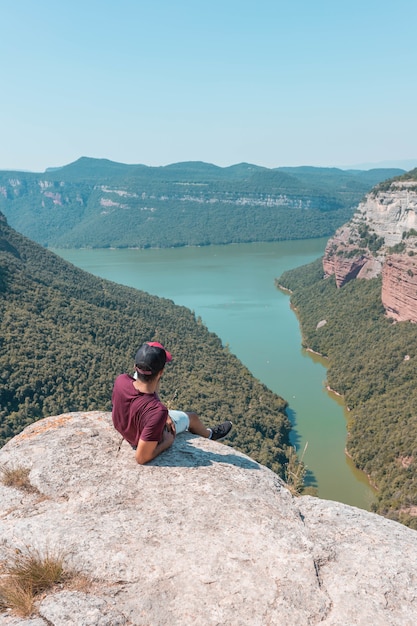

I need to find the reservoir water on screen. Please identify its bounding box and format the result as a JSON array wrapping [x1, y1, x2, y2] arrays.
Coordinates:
[[53, 240, 375, 510]]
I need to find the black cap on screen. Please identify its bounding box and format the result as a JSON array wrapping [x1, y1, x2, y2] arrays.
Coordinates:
[[134, 342, 172, 375]]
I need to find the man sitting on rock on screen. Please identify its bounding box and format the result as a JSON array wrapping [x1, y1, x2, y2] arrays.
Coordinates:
[[112, 342, 233, 464]]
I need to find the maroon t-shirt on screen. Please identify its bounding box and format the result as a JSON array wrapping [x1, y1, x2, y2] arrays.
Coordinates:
[[111, 373, 167, 447]]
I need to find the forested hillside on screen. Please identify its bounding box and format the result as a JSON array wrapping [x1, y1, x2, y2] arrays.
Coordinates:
[[277, 259, 417, 528], [0, 158, 403, 248], [0, 211, 300, 481]]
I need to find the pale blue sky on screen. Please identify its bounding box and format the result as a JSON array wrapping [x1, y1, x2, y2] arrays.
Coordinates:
[[2, 0, 417, 172]]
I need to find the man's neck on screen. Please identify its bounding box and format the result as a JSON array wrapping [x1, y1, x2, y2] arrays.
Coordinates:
[[133, 375, 161, 395]]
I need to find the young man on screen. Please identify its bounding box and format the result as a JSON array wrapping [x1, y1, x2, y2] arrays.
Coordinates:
[[112, 342, 233, 464]]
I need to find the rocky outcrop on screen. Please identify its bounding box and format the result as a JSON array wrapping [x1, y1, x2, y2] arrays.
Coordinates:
[[323, 224, 383, 287], [323, 240, 369, 288], [323, 176, 417, 321], [382, 253, 417, 322], [1, 411, 417, 625]]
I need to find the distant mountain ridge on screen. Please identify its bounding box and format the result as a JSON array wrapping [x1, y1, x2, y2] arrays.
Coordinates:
[[0, 157, 404, 248], [343, 158, 417, 171]]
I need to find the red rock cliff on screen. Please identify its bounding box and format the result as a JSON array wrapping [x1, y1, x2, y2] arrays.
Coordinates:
[[382, 254, 417, 323]]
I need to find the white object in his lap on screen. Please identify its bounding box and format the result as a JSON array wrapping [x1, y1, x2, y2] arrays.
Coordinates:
[[168, 410, 190, 434]]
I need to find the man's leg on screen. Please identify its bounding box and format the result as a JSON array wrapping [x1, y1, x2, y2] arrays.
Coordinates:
[[187, 412, 233, 441], [187, 412, 211, 438], [169, 409, 232, 440]]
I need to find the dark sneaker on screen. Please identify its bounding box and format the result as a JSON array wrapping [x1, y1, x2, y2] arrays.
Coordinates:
[[210, 421, 232, 441]]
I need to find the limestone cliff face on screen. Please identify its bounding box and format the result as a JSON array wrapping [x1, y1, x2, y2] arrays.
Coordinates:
[[323, 175, 417, 321], [1, 411, 417, 625]]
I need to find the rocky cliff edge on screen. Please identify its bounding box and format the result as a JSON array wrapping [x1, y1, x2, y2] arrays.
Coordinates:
[[1, 411, 417, 625]]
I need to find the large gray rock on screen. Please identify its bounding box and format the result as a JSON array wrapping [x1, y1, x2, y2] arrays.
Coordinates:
[[1, 412, 416, 625]]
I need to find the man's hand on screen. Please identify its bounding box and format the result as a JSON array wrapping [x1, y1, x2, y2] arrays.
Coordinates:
[[165, 415, 176, 436]]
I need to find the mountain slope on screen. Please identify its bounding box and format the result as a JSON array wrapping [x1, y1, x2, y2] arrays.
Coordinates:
[[0, 158, 403, 248]]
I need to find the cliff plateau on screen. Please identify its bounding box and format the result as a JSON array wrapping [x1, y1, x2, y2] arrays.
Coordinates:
[[1, 411, 417, 625], [323, 173, 417, 322]]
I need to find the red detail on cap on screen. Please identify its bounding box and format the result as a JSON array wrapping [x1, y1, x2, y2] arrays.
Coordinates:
[[147, 342, 172, 362]]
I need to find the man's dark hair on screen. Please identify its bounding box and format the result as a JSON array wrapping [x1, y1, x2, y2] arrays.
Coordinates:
[[134, 368, 161, 383]]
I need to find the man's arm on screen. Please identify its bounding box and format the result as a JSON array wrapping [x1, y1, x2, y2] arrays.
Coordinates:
[[135, 428, 175, 465]]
